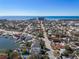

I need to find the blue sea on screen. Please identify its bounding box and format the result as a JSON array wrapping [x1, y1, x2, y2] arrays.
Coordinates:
[[0, 16, 79, 20]]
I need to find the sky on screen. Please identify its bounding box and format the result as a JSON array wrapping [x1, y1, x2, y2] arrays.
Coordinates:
[[0, 0, 79, 16]]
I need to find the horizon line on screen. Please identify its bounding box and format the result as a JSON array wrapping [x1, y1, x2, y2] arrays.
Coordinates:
[[0, 15, 79, 17]]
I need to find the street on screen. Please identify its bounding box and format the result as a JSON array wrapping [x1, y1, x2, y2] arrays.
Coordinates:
[[41, 21, 56, 59]]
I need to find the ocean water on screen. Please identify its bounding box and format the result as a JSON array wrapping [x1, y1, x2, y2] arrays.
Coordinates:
[[0, 16, 79, 20]]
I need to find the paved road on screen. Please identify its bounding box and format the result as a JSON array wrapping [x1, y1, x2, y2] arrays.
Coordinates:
[[41, 21, 56, 59], [17, 23, 32, 42], [22, 23, 32, 34], [0, 23, 32, 35]]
